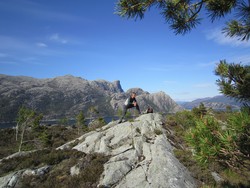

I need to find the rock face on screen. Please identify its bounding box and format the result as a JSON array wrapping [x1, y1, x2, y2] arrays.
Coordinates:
[[58, 113, 197, 188], [0, 74, 183, 122]]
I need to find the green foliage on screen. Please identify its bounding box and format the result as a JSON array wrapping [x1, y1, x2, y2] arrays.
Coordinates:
[[59, 117, 69, 125], [88, 117, 107, 130], [125, 110, 132, 119], [97, 117, 106, 126], [16, 107, 43, 152], [115, 0, 250, 40], [223, 0, 250, 41], [173, 110, 197, 129], [76, 111, 87, 135], [186, 110, 250, 169], [117, 107, 123, 118], [165, 109, 250, 186], [38, 130, 51, 147], [215, 60, 250, 103], [88, 106, 99, 119], [192, 103, 208, 119], [154, 128, 163, 135], [185, 116, 221, 164]]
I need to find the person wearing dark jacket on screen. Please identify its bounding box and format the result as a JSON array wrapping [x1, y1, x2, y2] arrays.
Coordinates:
[[118, 92, 141, 123]]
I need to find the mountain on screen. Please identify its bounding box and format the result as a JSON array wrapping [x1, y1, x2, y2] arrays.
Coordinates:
[[180, 95, 243, 110], [0, 74, 182, 122]]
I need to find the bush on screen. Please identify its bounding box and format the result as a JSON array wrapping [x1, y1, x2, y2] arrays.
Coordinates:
[[185, 110, 250, 169], [174, 110, 197, 129], [185, 115, 221, 164]]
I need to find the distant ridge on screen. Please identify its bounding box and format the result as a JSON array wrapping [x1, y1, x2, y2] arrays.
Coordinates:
[[0, 74, 182, 122], [180, 95, 243, 110]]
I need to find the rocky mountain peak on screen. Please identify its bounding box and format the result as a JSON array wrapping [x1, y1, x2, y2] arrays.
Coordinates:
[[0, 74, 182, 122]]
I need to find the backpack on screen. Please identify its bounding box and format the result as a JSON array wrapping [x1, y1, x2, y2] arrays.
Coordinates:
[[146, 107, 153, 113]]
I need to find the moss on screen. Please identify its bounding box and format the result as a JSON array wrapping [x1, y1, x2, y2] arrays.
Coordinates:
[[154, 129, 163, 135], [135, 127, 141, 134]]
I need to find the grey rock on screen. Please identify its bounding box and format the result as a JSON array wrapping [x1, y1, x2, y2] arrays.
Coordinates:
[[0, 171, 23, 188], [70, 165, 80, 176], [69, 113, 196, 188], [211, 172, 224, 183], [0, 166, 51, 188], [23, 165, 50, 176]]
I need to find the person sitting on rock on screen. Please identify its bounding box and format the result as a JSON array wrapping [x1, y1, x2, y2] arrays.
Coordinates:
[[118, 92, 141, 123]]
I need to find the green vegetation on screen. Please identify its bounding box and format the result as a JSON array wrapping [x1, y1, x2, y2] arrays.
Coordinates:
[[0, 120, 86, 159], [16, 107, 43, 152], [154, 128, 163, 135], [116, 0, 250, 41], [0, 149, 109, 188], [59, 117, 69, 125], [215, 60, 250, 103], [0, 107, 109, 187], [164, 107, 250, 187], [76, 111, 87, 135]]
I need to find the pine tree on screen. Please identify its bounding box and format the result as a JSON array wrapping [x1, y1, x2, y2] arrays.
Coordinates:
[[76, 111, 86, 135], [215, 60, 250, 103], [116, 0, 250, 41], [16, 107, 43, 152]]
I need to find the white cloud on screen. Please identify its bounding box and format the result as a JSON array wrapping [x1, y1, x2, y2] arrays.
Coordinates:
[[206, 28, 250, 47], [50, 33, 68, 44], [36, 42, 47, 48]]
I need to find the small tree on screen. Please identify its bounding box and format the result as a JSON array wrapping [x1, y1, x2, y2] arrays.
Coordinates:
[[16, 107, 43, 152], [76, 111, 87, 135], [59, 117, 69, 125], [192, 103, 208, 119]]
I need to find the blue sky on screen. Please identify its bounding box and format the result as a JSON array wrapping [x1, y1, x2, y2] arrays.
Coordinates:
[[0, 0, 249, 101]]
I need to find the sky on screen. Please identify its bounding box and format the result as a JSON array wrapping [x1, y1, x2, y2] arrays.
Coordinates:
[[0, 0, 250, 101]]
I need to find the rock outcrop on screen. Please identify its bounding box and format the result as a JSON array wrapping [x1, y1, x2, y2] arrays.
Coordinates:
[[0, 74, 183, 122], [58, 113, 197, 188]]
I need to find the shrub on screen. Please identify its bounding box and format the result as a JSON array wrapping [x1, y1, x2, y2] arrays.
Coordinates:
[[174, 110, 197, 129], [186, 110, 250, 169], [185, 115, 221, 164]]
